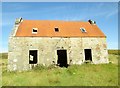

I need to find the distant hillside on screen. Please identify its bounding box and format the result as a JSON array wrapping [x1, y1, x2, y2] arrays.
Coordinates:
[[0, 53, 8, 59], [108, 50, 120, 55]]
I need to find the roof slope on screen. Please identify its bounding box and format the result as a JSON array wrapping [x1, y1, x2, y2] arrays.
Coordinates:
[[15, 20, 106, 37]]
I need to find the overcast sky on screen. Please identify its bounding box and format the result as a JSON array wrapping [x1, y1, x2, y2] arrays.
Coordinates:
[[1, 2, 118, 52]]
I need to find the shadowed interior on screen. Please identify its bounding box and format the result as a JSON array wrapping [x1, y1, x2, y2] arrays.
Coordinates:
[[57, 50, 68, 67], [84, 49, 92, 61]]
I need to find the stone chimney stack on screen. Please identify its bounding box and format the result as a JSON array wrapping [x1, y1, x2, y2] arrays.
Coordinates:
[[15, 17, 23, 25]]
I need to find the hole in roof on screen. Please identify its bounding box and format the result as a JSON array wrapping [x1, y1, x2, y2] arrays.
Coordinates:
[[55, 27, 59, 32], [80, 28, 86, 33], [32, 28, 38, 34]]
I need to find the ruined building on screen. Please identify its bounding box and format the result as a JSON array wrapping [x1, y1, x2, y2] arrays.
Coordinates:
[[8, 18, 108, 71]]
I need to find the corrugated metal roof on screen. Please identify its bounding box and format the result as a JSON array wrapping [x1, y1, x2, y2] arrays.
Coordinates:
[[15, 20, 106, 37]]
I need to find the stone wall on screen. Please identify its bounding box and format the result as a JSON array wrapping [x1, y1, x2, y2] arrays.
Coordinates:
[[8, 37, 108, 71]]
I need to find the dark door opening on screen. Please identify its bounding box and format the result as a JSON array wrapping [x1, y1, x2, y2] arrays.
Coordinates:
[[84, 49, 92, 61], [57, 50, 68, 67], [29, 50, 37, 64]]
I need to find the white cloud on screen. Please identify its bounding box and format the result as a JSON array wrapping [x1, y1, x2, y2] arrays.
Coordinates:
[[106, 9, 118, 18]]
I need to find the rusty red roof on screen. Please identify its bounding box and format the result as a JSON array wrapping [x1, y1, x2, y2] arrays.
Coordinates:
[[15, 20, 106, 37]]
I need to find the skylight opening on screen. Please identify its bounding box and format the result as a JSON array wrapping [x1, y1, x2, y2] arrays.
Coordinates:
[[55, 27, 59, 32], [32, 28, 38, 34], [80, 28, 87, 33]]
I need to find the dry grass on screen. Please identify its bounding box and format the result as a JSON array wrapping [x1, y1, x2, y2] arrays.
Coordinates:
[[1, 50, 119, 86], [2, 64, 118, 86]]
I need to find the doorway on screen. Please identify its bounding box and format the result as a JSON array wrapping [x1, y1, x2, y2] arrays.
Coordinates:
[[29, 50, 37, 64], [57, 50, 68, 67], [84, 49, 92, 61]]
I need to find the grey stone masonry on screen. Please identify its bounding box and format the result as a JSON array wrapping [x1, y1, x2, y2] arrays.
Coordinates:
[[8, 36, 108, 71]]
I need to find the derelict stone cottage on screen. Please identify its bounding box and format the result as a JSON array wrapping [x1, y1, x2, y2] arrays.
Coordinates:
[[8, 18, 109, 71]]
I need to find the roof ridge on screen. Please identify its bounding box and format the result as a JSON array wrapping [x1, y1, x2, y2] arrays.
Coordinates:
[[23, 19, 88, 22]]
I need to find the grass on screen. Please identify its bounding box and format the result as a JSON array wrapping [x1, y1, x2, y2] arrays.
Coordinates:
[[1, 50, 119, 86], [1, 53, 8, 59], [2, 64, 118, 86], [108, 49, 120, 55]]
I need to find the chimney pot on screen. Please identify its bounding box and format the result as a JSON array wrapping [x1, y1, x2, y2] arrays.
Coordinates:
[[15, 17, 23, 25], [88, 19, 96, 25]]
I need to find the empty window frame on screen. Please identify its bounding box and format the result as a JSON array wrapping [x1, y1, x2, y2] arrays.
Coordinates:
[[54, 27, 59, 32], [32, 28, 38, 34], [80, 28, 87, 33], [29, 50, 38, 64]]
